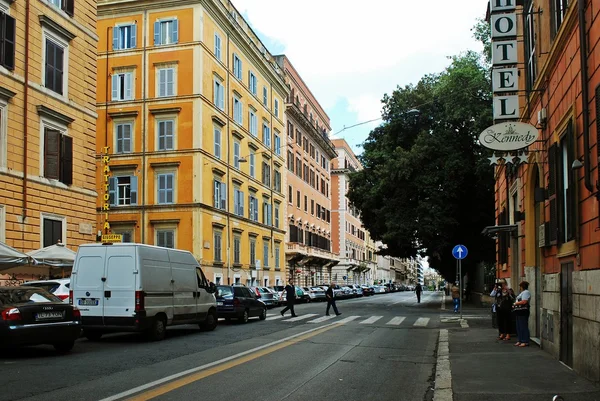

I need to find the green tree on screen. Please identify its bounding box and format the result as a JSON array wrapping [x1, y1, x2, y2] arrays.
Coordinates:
[[347, 50, 495, 279]]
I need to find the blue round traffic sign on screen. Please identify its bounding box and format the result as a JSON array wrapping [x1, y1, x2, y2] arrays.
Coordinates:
[[343, 275, 347, 280], [452, 245, 468, 260]]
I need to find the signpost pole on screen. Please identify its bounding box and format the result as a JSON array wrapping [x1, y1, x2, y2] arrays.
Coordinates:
[[459, 258, 463, 320]]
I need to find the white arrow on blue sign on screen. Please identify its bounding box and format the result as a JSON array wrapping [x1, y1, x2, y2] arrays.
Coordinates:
[[452, 245, 468, 260]]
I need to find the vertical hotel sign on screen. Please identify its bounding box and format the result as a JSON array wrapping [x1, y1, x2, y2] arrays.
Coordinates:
[[101, 146, 111, 232], [490, 0, 519, 121]]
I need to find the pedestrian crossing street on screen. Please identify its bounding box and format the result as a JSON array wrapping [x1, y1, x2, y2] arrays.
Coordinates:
[[265, 313, 432, 327]]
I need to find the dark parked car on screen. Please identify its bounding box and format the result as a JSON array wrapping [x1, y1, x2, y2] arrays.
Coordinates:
[[0, 286, 81, 352], [216, 285, 267, 323], [361, 285, 375, 296]]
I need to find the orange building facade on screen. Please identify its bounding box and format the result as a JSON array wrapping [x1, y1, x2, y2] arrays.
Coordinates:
[[275, 55, 339, 287], [0, 0, 98, 281], [96, 0, 288, 286], [489, 0, 600, 380]]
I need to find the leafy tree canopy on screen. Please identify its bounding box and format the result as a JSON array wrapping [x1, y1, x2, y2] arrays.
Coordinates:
[[347, 49, 495, 280]]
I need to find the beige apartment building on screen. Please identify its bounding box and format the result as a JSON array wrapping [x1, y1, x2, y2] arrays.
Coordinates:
[[0, 0, 98, 269], [275, 55, 338, 287]]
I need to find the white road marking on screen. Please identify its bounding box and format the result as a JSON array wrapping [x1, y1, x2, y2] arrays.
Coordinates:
[[386, 317, 406, 326], [308, 315, 336, 323], [99, 321, 344, 401], [435, 329, 453, 401], [337, 315, 361, 324], [284, 314, 318, 322], [413, 317, 430, 327], [266, 315, 285, 321], [360, 316, 383, 324]]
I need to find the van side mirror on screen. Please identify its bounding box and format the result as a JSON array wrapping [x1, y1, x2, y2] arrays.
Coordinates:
[[208, 282, 217, 294]]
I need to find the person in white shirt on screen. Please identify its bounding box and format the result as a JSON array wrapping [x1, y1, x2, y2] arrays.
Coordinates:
[[513, 281, 531, 347]]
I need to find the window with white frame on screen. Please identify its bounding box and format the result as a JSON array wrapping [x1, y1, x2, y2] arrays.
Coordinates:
[[248, 194, 258, 221], [157, 67, 176, 97], [262, 200, 272, 226], [214, 78, 224, 110], [233, 140, 241, 168], [214, 32, 221, 60], [213, 229, 222, 262], [42, 121, 73, 185], [41, 214, 66, 247], [233, 235, 241, 264], [157, 172, 175, 204], [47, 0, 73, 16], [233, 96, 243, 125], [115, 122, 132, 153], [249, 110, 257, 136], [109, 174, 138, 206], [233, 54, 242, 80], [275, 244, 280, 268], [274, 170, 281, 193], [44, 35, 67, 95], [249, 151, 255, 178], [274, 203, 280, 228], [274, 99, 279, 118], [249, 238, 256, 266], [112, 226, 134, 243], [261, 162, 270, 187], [214, 127, 222, 159], [249, 71, 257, 95], [112, 71, 133, 101], [154, 19, 178, 45], [113, 24, 136, 50], [262, 87, 268, 106], [213, 179, 226, 210], [274, 133, 280, 155], [156, 229, 175, 248], [263, 242, 269, 267], [157, 119, 174, 151], [262, 123, 270, 147], [234, 188, 244, 216], [0, 11, 15, 70]]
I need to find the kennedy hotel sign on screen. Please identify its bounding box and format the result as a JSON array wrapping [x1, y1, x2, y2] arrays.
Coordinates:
[[479, 0, 539, 151]]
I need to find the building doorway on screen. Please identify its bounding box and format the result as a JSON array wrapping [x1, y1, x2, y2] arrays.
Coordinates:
[[560, 261, 574, 366]]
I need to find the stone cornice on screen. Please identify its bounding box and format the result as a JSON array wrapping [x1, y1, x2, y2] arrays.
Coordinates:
[[288, 103, 337, 159]]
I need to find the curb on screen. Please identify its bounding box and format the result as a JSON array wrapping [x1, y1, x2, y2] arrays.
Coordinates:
[[434, 329, 453, 401]]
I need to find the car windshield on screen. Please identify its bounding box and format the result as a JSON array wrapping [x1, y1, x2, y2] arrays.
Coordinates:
[[258, 288, 270, 294], [0, 287, 61, 306], [216, 286, 233, 297], [310, 287, 322, 291]]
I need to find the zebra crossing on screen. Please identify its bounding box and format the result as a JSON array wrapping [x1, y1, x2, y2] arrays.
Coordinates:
[[265, 314, 432, 327]]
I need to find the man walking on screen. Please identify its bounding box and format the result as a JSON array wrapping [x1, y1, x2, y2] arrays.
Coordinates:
[[326, 283, 341, 316], [280, 280, 297, 317], [415, 283, 423, 303]]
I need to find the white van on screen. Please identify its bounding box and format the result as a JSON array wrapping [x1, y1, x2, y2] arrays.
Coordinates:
[[70, 243, 217, 341]]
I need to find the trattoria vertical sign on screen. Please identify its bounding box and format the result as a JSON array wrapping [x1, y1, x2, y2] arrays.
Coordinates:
[[101, 146, 111, 232], [490, 0, 519, 121]]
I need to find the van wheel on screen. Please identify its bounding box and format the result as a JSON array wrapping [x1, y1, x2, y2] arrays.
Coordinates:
[[239, 309, 249, 324], [200, 310, 218, 331], [147, 317, 167, 341], [84, 330, 103, 341], [54, 341, 75, 353], [259, 307, 267, 320]]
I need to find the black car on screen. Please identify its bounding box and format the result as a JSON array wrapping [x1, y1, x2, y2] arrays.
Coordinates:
[[215, 285, 267, 323], [0, 286, 81, 352]]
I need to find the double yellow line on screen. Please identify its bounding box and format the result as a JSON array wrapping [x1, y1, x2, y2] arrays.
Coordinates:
[[126, 323, 341, 401]]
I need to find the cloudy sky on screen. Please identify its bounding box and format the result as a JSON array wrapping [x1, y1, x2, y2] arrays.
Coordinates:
[[233, 0, 488, 154]]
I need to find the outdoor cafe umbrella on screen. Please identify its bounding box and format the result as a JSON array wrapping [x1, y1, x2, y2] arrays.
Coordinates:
[[27, 242, 76, 268], [0, 241, 30, 270]]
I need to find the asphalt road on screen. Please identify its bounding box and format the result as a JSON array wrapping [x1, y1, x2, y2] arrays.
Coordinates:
[[1, 291, 443, 401]]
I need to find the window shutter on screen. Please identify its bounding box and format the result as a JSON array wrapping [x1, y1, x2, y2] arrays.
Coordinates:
[[112, 75, 119, 100], [130, 175, 138, 205], [213, 181, 219, 208], [248, 195, 252, 219], [112, 27, 120, 50], [124, 124, 131, 152], [167, 68, 174, 96], [167, 231, 174, 249], [60, 135, 73, 185], [62, 0, 74, 16], [109, 177, 117, 205], [548, 143, 558, 244], [130, 25, 137, 48], [167, 174, 174, 203], [240, 193, 244, 216], [171, 19, 178, 44], [166, 121, 173, 149], [125, 72, 132, 100], [566, 122, 577, 241], [2, 14, 15, 70], [154, 22, 161, 45], [158, 69, 165, 96], [220, 182, 226, 209], [44, 129, 60, 179]]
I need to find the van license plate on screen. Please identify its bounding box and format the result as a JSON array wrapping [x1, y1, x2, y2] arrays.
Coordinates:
[[79, 299, 98, 306], [36, 311, 64, 320], [217, 302, 223, 306]]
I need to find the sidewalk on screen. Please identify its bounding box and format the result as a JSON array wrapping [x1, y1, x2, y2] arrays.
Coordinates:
[[440, 300, 600, 401]]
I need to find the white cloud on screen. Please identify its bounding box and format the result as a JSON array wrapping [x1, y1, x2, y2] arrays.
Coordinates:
[[233, 0, 486, 129]]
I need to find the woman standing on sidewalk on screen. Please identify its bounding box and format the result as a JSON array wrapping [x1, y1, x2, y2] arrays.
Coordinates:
[[491, 280, 515, 341], [513, 281, 531, 347]]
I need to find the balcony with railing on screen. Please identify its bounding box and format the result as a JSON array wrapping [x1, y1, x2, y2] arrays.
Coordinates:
[[286, 242, 339, 263]]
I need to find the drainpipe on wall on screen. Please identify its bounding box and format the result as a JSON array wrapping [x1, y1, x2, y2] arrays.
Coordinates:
[[578, 0, 593, 195], [141, 11, 148, 243], [21, 0, 31, 240]]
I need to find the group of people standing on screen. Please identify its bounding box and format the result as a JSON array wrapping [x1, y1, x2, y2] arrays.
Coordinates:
[[491, 280, 531, 347]]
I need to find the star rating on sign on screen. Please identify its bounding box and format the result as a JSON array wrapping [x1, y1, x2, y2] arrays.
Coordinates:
[[488, 151, 528, 166]]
